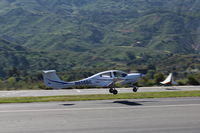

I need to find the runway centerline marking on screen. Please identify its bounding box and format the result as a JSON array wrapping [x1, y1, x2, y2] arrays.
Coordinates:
[[0, 103, 200, 113]]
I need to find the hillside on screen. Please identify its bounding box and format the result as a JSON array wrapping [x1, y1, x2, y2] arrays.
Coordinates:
[[0, 0, 199, 83], [0, 39, 26, 51], [0, 0, 200, 53]]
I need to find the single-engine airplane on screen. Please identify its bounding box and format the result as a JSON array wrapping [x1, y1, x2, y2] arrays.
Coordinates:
[[42, 70, 143, 95]]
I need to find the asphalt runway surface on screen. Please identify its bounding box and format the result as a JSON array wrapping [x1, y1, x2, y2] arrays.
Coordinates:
[[0, 86, 200, 97], [0, 97, 200, 133]]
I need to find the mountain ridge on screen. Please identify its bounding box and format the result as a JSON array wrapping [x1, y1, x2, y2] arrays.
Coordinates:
[[0, 0, 200, 53], [0, 0, 199, 79]]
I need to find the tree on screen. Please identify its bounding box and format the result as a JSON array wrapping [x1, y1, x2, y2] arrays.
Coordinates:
[[138, 76, 154, 86], [154, 72, 165, 85], [126, 51, 136, 60], [187, 76, 199, 85], [6, 77, 17, 89]]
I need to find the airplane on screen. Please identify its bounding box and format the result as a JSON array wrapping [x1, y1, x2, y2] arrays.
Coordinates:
[[160, 73, 177, 86], [42, 70, 143, 95]]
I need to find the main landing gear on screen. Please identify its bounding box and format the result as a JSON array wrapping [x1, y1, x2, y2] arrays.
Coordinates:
[[133, 86, 138, 92], [109, 88, 118, 95]]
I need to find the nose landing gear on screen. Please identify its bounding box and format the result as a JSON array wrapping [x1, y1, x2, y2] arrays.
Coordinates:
[[133, 86, 138, 92]]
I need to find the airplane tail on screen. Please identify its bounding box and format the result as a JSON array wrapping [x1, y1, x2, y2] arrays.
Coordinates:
[[160, 73, 177, 85], [42, 70, 71, 89]]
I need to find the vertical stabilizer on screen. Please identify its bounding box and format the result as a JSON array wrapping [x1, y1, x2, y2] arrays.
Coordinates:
[[160, 73, 176, 85], [42, 70, 73, 89], [43, 70, 61, 81]]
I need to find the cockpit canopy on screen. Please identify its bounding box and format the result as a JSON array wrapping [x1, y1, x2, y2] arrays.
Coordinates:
[[113, 71, 127, 78], [99, 70, 127, 78]]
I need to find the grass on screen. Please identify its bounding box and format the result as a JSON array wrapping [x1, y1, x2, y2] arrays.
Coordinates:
[[0, 91, 200, 103]]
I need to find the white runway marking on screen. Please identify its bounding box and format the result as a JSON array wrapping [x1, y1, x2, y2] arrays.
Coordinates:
[[76, 89, 81, 93], [0, 103, 200, 113]]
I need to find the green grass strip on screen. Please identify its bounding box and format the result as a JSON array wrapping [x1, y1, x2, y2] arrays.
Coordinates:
[[1, 90, 200, 103]]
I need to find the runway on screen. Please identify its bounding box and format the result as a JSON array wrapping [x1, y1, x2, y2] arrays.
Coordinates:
[[0, 86, 199, 97], [0, 97, 200, 133]]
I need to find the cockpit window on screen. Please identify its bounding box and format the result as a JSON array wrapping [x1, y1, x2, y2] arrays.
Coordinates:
[[100, 72, 112, 78], [113, 72, 127, 77], [122, 73, 127, 77]]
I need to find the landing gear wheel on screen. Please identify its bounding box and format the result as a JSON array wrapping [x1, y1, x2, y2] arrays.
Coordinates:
[[133, 86, 138, 92], [109, 88, 114, 93], [113, 89, 118, 95]]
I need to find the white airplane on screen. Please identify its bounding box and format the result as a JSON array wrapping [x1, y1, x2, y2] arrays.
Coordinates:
[[42, 70, 143, 95], [160, 73, 177, 86]]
